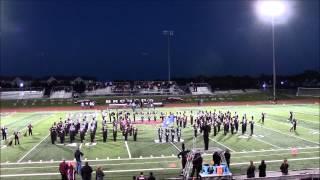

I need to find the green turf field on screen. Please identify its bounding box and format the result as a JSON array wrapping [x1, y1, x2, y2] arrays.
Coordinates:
[[0, 103, 319, 179]]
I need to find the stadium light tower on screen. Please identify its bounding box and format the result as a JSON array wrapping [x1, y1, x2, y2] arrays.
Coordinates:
[[255, 0, 288, 102], [163, 30, 174, 82]]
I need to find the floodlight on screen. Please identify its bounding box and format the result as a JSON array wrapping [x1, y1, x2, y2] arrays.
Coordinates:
[[19, 82, 24, 88], [256, 0, 287, 18], [262, 83, 267, 89]]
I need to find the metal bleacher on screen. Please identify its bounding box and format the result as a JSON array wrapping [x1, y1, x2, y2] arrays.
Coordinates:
[[50, 86, 73, 99], [189, 83, 213, 95], [0, 89, 44, 100], [135, 81, 184, 95]]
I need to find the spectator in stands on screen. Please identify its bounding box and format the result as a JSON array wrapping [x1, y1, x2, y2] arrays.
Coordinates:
[[258, 160, 266, 177], [81, 162, 93, 180], [74, 147, 84, 174], [96, 166, 105, 180], [147, 172, 155, 180], [224, 150, 231, 168], [246, 160, 256, 178], [136, 172, 146, 180], [280, 159, 289, 175], [59, 160, 68, 180]]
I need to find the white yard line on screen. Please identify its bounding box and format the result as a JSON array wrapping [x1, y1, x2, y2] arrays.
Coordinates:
[[5, 155, 176, 165], [4, 151, 320, 170], [208, 137, 236, 152], [17, 134, 49, 163], [230, 156, 320, 166], [256, 124, 320, 145], [1, 157, 320, 177], [251, 136, 281, 149], [231, 150, 320, 159], [1, 160, 178, 170], [124, 141, 132, 159], [0, 167, 181, 177], [170, 142, 181, 152], [232, 146, 319, 154], [1, 114, 54, 149], [0, 114, 53, 147], [5, 146, 319, 165]]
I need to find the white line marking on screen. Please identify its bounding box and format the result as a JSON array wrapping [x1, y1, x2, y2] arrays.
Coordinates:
[[209, 137, 236, 152], [4, 151, 320, 170], [124, 141, 131, 159], [202, 146, 320, 156], [230, 150, 320, 159], [230, 156, 320, 166], [0, 167, 181, 177], [1, 160, 178, 170], [1, 114, 54, 148], [4, 146, 319, 165], [170, 142, 181, 152], [256, 124, 320, 145], [1, 157, 320, 177], [251, 136, 281, 149], [17, 134, 49, 163]]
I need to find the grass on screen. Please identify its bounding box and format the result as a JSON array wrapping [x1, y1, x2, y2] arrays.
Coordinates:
[[0, 103, 319, 179]]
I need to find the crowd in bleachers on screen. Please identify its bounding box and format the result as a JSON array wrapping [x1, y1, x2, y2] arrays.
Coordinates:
[[111, 82, 131, 93], [135, 81, 174, 90], [0, 80, 266, 99]]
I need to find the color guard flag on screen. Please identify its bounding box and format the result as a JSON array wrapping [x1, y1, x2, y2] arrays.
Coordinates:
[[162, 115, 175, 128]]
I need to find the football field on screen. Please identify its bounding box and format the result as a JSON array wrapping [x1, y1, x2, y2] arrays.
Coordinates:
[[0, 103, 319, 179]]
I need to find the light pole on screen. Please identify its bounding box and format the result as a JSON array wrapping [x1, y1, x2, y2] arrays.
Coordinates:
[[255, 0, 288, 102], [163, 30, 174, 82], [271, 16, 276, 101]]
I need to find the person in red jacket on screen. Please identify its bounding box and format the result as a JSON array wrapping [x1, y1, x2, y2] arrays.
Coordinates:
[[59, 160, 68, 180], [68, 162, 76, 180]]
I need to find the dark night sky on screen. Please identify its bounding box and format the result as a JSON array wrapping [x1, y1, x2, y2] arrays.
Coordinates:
[[1, 0, 319, 80]]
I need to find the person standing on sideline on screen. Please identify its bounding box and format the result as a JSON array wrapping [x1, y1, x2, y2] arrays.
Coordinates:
[[136, 172, 146, 180], [96, 166, 105, 180], [247, 160, 256, 178], [59, 160, 68, 180], [147, 172, 155, 180], [280, 159, 289, 175], [212, 152, 221, 166], [74, 148, 84, 174], [177, 143, 190, 173], [224, 150, 231, 168], [258, 160, 266, 177], [202, 122, 211, 150], [190, 152, 203, 179], [81, 162, 93, 180], [67, 162, 76, 180]]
